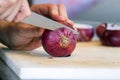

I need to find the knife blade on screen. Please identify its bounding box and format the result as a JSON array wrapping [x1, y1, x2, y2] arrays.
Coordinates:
[[22, 12, 78, 34]]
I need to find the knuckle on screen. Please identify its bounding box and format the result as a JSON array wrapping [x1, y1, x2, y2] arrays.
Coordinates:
[[8, 0, 17, 5], [48, 4, 57, 9], [59, 4, 65, 8], [22, 8, 31, 18]]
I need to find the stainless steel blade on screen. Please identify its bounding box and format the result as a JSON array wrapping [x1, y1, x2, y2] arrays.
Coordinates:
[[22, 12, 78, 34]]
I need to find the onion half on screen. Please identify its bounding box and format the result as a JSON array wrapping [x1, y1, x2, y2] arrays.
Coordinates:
[[42, 28, 77, 57], [74, 23, 94, 41], [96, 23, 120, 46]]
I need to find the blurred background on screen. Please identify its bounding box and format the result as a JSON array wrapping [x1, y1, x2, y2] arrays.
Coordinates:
[[28, 0, 120, 23]]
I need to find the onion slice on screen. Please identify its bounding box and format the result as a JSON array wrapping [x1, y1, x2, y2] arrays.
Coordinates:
[[74, 23, 94, 41]]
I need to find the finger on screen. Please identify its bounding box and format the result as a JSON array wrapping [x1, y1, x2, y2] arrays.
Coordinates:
[[13, 0, 31, 22], [58, 4, 68, 19], [57, 4, 75, 27], [60, 21, 77, 32], [31, 4, 49, 16], [0, 5, 15, 20], [0, 0, 17, 14], [48, 4, 59, 18], [66, 19, 74, 27], [48, 4, 66, 21], [6, 0, 23, 21], [65, 19, 76, 30], [0, 0, 20, 21], [11, 38, 42, 50]]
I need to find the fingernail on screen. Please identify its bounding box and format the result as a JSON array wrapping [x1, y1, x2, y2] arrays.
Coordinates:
[[66, 20, 74, 26]]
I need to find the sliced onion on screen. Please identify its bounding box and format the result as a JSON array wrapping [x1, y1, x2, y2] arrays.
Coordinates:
[[74, 23, 94, 41]]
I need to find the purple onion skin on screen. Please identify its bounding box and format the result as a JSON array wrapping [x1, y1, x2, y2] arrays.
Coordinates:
[[96, 23, 120, 47], [100, 30, 120, 46], [42, 28, 77, 57], [96, 23, 107, 38], [77, 28, 94, 41]]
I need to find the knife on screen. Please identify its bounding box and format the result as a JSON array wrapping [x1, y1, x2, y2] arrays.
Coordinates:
[[22, 12, 78, 34]]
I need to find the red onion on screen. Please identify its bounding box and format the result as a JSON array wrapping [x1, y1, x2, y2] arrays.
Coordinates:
[[96, 23, 120, 46], [42, 28, 77, 57], [74, 23, 94, 41], [96, 23, 107, 38]]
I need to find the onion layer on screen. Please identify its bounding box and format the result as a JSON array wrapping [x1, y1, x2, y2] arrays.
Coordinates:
[[42, 28, 77, 57]]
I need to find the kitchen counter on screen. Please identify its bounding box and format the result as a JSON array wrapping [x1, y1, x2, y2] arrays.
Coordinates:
[[1, 41, 120, 80]]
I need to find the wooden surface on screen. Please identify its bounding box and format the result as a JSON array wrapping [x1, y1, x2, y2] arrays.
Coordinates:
[[1, 40, 120, 79]]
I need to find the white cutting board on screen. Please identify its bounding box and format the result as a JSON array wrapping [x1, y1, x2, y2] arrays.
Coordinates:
[[1, 41, 120, 80]]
